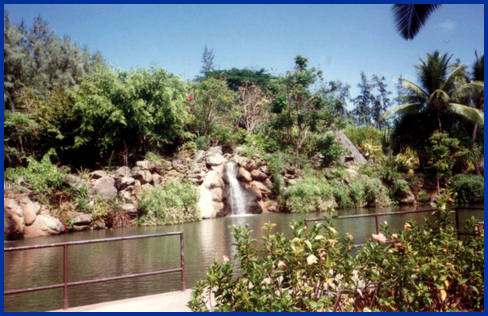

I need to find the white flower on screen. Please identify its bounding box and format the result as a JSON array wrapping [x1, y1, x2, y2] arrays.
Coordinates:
[[223, 255, 230, 262], [277, 260, 286, 268], [328, 227, 337, 234], [372, 233, 387, 243], [314, 235, 325, 240], [307, 254, 318, 265], [305, 240, 313, 251], [346, 234, 353, 241], [391, 234, 398, 240], [404, 222, 412, 231]]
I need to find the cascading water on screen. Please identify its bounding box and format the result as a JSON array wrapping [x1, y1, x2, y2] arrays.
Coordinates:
[[225, 162, 247, 215]]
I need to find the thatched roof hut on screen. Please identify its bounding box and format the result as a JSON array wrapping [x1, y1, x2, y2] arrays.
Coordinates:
[[327, 130, 367, 165]]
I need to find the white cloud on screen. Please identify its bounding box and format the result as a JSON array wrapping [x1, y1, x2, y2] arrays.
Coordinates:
[[436, 20, 458, 32]]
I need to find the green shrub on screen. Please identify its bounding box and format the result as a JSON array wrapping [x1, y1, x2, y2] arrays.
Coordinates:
[[330, 182, 354, 209], [195, 136, 209, 151], [419, 191, 430, 203], [343, 125, 383, 148], [451, 174, 484, 204], [349, 177, 391, 207], [189, 191, 484, 312], [5, 148, 67, 194], [284, 177, 335, 213], [316, 135, 350, 167], [393, 180, 410, 199], [139, 180, 200, 225]]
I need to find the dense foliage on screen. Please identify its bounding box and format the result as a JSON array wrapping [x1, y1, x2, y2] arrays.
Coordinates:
[[451, 174, 484, 204], [188, 190, 484, 312], [139, 180, 200, 225]]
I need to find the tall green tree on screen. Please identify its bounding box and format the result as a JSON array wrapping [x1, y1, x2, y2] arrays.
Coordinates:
[[4, 11, 105, 109], [384, 51, 484, 132], [205, 68, 273, 91], [269, 56, 340, 155], [352, 72, 373, 126], [189, 78, 236, 137]]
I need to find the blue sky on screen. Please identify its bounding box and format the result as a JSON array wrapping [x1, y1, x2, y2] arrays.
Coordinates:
[[4, 4, 485, 105]]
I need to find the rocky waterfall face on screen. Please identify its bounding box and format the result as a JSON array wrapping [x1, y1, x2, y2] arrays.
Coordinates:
[[225, 162, 247, 215]]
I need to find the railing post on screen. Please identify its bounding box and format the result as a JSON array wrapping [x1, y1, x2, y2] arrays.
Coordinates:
[[63, 244, 69, 310], [180, 233, 186, 291], [455, 208, 460, 239], [375, 215, 380, 235]]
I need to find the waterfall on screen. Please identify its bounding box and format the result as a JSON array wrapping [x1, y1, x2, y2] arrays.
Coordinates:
[[225, 162, 247, 215]]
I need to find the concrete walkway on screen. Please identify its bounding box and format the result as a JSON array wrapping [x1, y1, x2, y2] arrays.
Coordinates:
[[51, 290, 192, 312]]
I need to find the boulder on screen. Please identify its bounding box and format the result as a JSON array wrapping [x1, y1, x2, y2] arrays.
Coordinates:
[[206, 152, 225, 166], [91, 170, 107, 180], [198, 186, 217, 219], [195, 150, 206, 163], [115, 166, 132, 176], [136, 160, 154, 170], [152, 173, 163, 185], [237, 167, 252, 182], [251, 181, 272, 197], [68, 212, 92, 225], [203, 170, 225, 190], [211, 188, 223, 202], [18, 196, 40, 225], [92, 220, 106, 229], [401, 192, 416, 205], [251, 170, 268, 181], [265, 201, 280, 213], [24, 215, 65, 238], [66, 174, 84, 190], [132, 169, 153, 185], [120, 203, 138, 215], [4, 198, 25, 239], [118, 176, 135, 190], [94, 176, 118, 201], [208, 146, 223, 155]]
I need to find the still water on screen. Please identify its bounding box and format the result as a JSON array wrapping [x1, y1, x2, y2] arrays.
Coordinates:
[[4, 205, 483, 312]]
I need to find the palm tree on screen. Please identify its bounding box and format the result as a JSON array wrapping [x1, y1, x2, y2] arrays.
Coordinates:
[[392, 4, 441, 40], [384, 51, 484, 133]]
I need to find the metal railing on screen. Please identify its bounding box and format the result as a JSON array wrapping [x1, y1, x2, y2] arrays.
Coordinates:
[[304, 206, 484, 248], [4, 232, 185, 310]]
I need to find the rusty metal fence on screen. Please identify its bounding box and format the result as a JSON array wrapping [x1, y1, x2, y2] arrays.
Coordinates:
[[304, 206, 484, 248], [4, 232, 185, 310]]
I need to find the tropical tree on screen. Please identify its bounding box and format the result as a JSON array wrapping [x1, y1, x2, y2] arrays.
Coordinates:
[[269, 56, 341, 156], [384, 51, 484, 133], [189, 78, 236, 137], [391, 4, 441, 40]]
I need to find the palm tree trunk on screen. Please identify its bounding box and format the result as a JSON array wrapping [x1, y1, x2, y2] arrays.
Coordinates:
[[436, 111, 442, 132], [472, 122, 478, 140]]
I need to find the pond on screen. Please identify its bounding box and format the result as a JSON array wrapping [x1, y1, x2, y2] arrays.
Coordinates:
[[4, 205, 483, 312]]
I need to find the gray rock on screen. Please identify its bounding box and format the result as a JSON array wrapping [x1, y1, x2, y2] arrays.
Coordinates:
[[24, 215, 65, 238], [238, 168, 252, 182], [18, 196, 40, 225], [136, 160, 154, 170], [251, 170, 268, 181], [152, 173, 163, 185], [204, 170, 225, 189], [132, 169, 153, 185], [68, 211, 92, 225], [211, 188, 223, 202], [120, 203, 138, 215], [4, 198, 25, 239], [119, 176, 135, 190], [195, 151, 206, 163], [206, 152, 225, 166], [251, 181, 272, 197], [115, 166, 132, 176], [94, 177, 118, 201]]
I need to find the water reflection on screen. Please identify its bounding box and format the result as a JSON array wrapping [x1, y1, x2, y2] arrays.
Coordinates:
[[4, 205, 483, 312]]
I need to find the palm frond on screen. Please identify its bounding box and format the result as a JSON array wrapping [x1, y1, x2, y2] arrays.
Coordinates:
[[401, 79, 429, 100], [392, 4, 441, 40], [442, 64, 467, 92], [431, 89, 450, 106], [448, 103, 484, 125], [383, 103, 424, 118], [451, 82, 484, 101]]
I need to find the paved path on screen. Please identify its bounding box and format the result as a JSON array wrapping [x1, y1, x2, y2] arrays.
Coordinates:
[[51, 290, 192, 312]]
